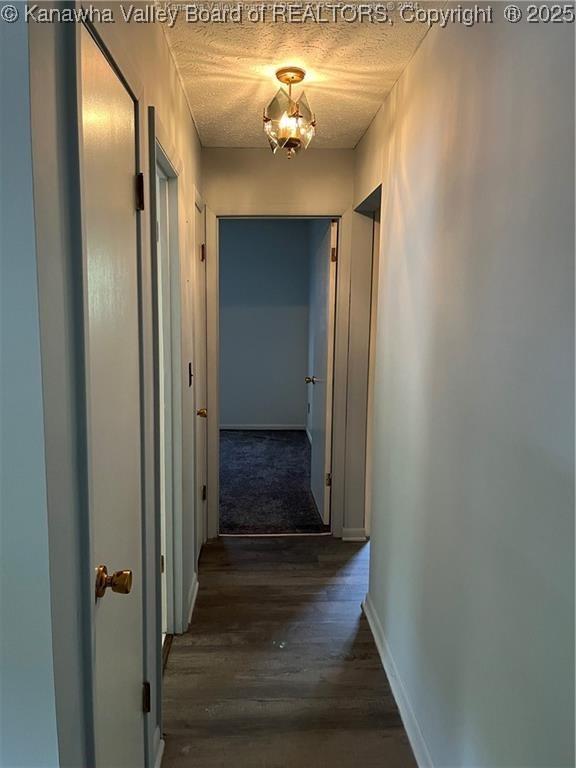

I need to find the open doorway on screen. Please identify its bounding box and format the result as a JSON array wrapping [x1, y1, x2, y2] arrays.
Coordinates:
[[218, 218, 337, 535]]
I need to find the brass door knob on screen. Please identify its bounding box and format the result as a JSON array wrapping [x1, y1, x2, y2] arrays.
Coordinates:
[[95, 565, 133, 599], [197, 408, 207, 418]]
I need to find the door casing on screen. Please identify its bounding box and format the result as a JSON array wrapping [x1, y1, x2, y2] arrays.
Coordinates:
[[206, 215, 341, 538], [148, 106, 195, 645], [149, 129, 183, 644], [193, 190, 208, 559]]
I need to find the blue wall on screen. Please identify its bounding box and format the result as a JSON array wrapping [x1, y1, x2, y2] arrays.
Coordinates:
[[219, 219, 311, 428]]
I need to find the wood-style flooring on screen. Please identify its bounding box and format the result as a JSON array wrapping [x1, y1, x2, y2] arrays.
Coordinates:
[[162, 537, 416, 768]]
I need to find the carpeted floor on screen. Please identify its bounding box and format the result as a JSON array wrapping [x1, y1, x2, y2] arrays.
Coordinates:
[[219, 430, 328, 534]]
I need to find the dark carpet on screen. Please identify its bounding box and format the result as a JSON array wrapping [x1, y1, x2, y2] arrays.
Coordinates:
[[219, 430, 328, 534]]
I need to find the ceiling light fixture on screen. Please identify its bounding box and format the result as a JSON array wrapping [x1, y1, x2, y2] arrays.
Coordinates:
[[263, 67, 316, 159]]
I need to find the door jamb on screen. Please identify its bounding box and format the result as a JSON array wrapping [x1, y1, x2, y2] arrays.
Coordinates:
[[322, 219, 339, 524], [350, 185, 383, 541], [148, 117, 185, 642], [193, 187, 208, 560], [147, 111, 188, 650], [364, 209, 381, 538]]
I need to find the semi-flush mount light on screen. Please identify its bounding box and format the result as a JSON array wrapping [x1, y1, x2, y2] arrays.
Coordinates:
[[263, 67, 316, 159]]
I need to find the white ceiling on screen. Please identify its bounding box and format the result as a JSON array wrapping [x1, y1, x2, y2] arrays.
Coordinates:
[[165, 10, 430, 148]]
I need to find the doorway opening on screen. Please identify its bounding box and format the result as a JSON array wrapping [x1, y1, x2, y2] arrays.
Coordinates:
[[218, 217, 338, 535]]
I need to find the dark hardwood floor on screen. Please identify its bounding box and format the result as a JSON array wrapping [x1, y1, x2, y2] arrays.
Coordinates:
[[162, 537, 416, 768]]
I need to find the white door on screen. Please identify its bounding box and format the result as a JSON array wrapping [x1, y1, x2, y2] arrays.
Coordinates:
[[308, 220, 338, 524], [194, 199, 208, 557], [80, 25, 145, 767]]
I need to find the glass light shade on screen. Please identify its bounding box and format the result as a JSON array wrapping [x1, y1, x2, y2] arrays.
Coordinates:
[[263, 87, 316, 158]]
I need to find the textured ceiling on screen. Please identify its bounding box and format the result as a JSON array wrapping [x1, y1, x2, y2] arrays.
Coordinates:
[[165, 8, 430, 148]]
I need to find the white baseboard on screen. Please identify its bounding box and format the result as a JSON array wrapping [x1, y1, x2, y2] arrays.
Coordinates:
[[342, 527, 367, 541], [186, 573, 199, 629], [220, 424, 306, 430], [362, 594, 434, 768], [153, 737, 165, 768]]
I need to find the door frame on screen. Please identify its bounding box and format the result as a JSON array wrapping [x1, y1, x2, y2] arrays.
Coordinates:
[[349, 185, 383, 541], [193, 188, 208, 560], [154, 159, 174, 640], [147, 119, 185, 638], [205, 214, 342, 539], [74, 21, 159, 768], [364, 206, 381, 538], [322, 219, 339, 524]]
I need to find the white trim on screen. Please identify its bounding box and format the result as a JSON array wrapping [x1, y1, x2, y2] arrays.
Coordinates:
[[342, 528, 367, 542], [153, 737, 165, 768], [193, 194, 208, 561], [364, 209, 381, 539], [152, 134, 183, 640], [362, 594, 434, 768], [205, 207, 220, 539], [185, 574, 199, 629], [306, 429, 312, 445], [220, 424, 306, 431], [321, 220, 338, 525], [154, 148, 177, 638]]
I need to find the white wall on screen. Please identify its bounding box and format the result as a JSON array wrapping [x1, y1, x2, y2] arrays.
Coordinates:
[[204, 148, 354, 217], [219, 219, 310, 429], [359, 13, 574, 768], [0, 19, 59, 767]]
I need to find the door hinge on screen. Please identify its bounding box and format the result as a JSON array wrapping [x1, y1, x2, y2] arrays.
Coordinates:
[[200, 243, 206, 262], [331, 246, 338, 263], [142, 681, 151, 713], [135, 173, 145, 211], [202, 484, 207, 501], [188, 361, 193, 388], [325, 472, 332, 487], [160, 554, 165, 574]]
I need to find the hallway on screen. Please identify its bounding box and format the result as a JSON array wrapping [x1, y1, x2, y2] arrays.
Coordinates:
[[4, 8, 573, 767], [162, 538, 416, 767]]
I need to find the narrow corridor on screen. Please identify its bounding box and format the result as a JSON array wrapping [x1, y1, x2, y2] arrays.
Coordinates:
[[162, 538, 416, 767]]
